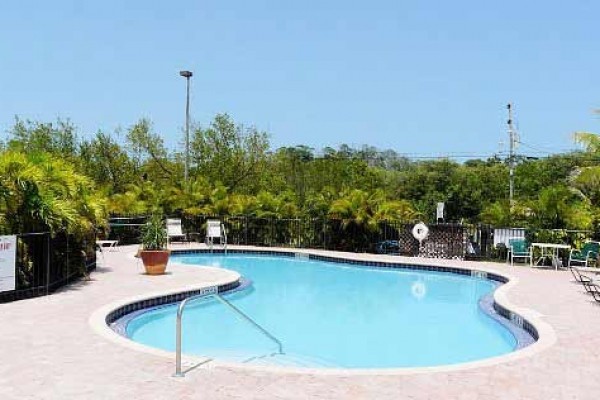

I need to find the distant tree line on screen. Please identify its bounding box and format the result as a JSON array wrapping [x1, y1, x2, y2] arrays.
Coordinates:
[[1, 112, 599, 236]]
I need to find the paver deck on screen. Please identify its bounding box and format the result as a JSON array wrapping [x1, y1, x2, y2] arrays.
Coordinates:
[[1, 245, 599, 399]]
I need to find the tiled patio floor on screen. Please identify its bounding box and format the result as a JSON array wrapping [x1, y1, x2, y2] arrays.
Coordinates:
[[1, 245, 599, 399]]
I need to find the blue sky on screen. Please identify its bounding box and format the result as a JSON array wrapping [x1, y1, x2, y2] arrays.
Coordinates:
[[1, 1, 598, 158]]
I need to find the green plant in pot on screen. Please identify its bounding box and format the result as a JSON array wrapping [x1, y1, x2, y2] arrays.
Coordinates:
[[139, 214, 170, 275]]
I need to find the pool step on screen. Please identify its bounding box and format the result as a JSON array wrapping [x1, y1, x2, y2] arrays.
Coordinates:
[[205, 350, 340, 368], [245, 352, 339, 368]]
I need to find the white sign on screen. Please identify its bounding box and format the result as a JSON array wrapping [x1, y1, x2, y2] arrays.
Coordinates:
[[0, 235, 17, 292], [436, 202, 445, 220], [195, 285, 218, 297]]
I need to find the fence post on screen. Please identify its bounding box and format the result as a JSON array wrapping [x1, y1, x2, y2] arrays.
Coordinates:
[[324, 219, 328, 249], [46, 234, 51, 295], [68, 234, 71, 283]]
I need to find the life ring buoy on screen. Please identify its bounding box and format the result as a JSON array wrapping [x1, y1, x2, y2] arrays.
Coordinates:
[[412, 223, 429, 243]]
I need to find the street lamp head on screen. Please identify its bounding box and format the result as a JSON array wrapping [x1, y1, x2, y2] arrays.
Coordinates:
[[179, 70, 193, 78]]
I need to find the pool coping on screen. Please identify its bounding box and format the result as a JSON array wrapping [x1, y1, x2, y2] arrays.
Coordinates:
[[89, 248, 557, 377]]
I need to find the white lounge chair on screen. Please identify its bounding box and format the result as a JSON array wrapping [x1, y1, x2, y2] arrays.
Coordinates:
[[206, 219, 227, 252], [166, 218, 188, 246]]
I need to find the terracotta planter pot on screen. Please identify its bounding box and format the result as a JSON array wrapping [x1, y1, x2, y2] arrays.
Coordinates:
[[140, 249, 171, 275]]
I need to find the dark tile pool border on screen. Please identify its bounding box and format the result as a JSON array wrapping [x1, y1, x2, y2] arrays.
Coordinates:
[[479, 293, 535, 349], [168, 248, 538, 345], [105, 279, 241, 325], [108, 278, 252, 336]]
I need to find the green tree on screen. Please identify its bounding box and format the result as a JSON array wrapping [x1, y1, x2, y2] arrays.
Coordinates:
[[126, 118, 177, 181], [572, 166, 600, 205], [267, 146, 315, 204], [329, 189, 416, 230], [80, 131, 136, 194], [395, 159, 458, 221], [190, 114, 269, 193], [527, 185, 592, 229], [8, 118, 78, 159], [444, 161, 507, 222], [479, 200, 529, 227], [515, 155, 579, 199], [571, 124, 600, 206]]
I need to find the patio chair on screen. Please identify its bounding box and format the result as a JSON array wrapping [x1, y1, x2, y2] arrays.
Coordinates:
[[375, 240, 399, 255], [568, 265, 600, 299], [166, 218, 189, 246], [507, 238, 532, 266], [568, 241, 600, 268], [206, 219, 227, 252], [95, 242, 105, 265], [569, 265, 594, 286], [584, 281, 600, 303]]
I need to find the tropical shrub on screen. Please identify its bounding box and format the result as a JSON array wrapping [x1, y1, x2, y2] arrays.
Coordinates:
[[140, 214, 167, 250], [0, 151, 106, 235]]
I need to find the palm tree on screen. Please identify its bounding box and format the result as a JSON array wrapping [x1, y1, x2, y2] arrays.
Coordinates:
[[329, 190, 417, 228], [328, 189, 417, 251], [574, 131, 600, 153], [573, 110, 600, 153], [0, 151, 106, 234], [527, 185, 592, 230]]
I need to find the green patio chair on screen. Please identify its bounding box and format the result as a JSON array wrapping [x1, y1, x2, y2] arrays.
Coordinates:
[[508, 238, 532, 266], [568, 241, 600, 268]]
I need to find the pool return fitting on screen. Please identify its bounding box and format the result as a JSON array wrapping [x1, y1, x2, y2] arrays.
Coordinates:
[[174, 286, 283, 377]]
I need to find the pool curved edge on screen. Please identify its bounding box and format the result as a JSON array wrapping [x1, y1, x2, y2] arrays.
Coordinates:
[[89, 248, 557, 377], [89, 266, 242, 366]]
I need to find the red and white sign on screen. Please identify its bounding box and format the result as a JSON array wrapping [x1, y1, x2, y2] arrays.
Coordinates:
[[0, 235, 17, 292]]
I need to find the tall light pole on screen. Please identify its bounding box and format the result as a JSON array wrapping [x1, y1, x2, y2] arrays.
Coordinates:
[[180, 70, 193, 185]]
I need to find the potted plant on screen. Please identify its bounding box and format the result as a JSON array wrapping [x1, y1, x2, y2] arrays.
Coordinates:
[[139, 214, 170, 275]]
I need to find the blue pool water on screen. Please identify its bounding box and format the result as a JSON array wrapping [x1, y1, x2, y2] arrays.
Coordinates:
[[126, 254, 517, 369]]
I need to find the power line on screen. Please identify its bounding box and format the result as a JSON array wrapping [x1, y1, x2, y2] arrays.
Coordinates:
[[308, 140, 588, 162], [517, 140, 575, 155]]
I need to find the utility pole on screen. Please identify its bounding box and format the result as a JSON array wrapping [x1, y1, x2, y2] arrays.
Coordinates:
[[507, 103, 517, 206]]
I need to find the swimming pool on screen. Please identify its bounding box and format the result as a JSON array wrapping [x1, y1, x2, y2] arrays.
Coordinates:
[[125, 253, 524, 369]]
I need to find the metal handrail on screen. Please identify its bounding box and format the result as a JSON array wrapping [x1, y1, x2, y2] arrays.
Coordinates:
[[221, 223, 228, 254], [174, 289, 283, 377], [213, 294, 281, 352]]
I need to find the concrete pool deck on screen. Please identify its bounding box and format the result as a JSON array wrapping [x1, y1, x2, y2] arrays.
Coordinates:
[[1, 245, 599, 399]]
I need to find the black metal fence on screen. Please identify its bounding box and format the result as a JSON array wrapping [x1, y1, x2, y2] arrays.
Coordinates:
[[107, 213, 597, 261], [0, 231, 97, 303], [104, 215, 146, 245], [108, 214, 472, 258]]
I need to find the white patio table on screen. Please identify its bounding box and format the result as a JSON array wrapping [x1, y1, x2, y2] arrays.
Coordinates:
[[530, 242, 570, 270]]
